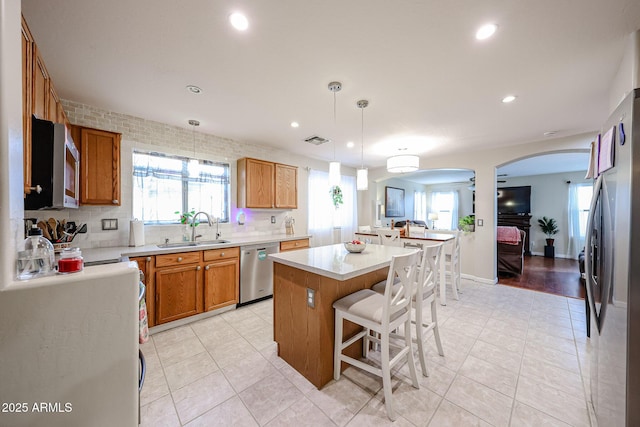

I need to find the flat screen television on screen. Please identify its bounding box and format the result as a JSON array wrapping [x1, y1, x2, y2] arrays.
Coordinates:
[[497, 186, 531, 215]]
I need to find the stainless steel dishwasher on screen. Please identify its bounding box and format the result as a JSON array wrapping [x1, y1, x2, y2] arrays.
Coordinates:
[[240, 242, 279, 305]]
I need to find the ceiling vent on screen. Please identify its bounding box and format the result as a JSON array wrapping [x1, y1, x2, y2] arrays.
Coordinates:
[[304, 135, 331, 146]]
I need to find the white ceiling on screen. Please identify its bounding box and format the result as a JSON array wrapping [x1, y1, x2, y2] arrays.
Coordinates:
[[21, 0, 640, 170]]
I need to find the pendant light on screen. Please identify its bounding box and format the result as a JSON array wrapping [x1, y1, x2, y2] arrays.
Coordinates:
[[188, 119, 200, 175], [387, 152, 419, 173], [328, 81, 341, 187], [356, 99, 369, 191]]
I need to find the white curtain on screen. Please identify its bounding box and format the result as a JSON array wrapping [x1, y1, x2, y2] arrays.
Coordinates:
[[308, 170, 357, 247], [567, 182, 592, 259], [414, 191, 427, 222], [430, 191, 459, 230]]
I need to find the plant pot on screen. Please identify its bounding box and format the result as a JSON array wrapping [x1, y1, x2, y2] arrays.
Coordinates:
[[545, 238, 555, 246], [544, 245, 555, 258]]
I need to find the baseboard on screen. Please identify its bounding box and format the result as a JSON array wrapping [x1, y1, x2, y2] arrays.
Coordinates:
[[461, 273, 497, 285], [530, 250, 578, 260]]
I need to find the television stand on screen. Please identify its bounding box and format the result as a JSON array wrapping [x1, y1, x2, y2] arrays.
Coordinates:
[[497, 214, 532, 256]]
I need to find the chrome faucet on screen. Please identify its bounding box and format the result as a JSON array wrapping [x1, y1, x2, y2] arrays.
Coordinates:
[[215, 217, 221, 240], [191, 211, 213, 242]]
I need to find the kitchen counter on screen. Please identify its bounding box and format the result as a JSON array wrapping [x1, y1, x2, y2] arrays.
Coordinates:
[[270, 243, 418, 388], [81, 234, 312, 264]]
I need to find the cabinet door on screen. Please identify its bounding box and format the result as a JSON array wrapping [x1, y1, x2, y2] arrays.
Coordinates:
[[156, 264, 203, 324], [22, 17, 33, 195], [80, 127, 121, 205], [280, 238, 310, 252], [32, 45, 49, 121], [246, 158, 274, 208], [274, 163, 298, 209], [203, 258, 239, 311], [131, 256, 155, 327]]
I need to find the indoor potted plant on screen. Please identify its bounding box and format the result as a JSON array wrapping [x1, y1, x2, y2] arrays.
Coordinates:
[[458, 215, 475, 232], [537, 216, 558, 257], [330, 185, 343, 209]]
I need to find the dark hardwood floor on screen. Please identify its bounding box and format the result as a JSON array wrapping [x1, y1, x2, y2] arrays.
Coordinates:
[[498, 255, 585, 299]]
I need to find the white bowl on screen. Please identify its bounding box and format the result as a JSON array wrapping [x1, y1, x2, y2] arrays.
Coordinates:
[[344, 242, 366, 253]]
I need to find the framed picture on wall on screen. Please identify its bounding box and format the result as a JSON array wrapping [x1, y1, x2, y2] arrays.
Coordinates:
[[385, 186, 405, 217]]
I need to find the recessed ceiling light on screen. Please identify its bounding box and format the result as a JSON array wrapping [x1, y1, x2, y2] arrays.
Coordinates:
[[186, 85, 202, 94], [346, 141, 355, 148], [290, 122, 299, 128], [502, 95, 517, 103], [544, 131, 558, 137], [229, 12, 249, 31], [476, 23, 498, 40]]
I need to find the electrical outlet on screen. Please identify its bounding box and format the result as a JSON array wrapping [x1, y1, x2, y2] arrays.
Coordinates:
[[101, 218, 118, 230], [306, 288, 315, 308], [477, 219, 483, 226], [271, 216, 276, 224]]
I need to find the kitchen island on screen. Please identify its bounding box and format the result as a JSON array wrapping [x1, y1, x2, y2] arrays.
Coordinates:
[[269, 243, 418, 389]]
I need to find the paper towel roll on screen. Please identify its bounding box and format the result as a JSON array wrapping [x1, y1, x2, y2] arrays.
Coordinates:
[[129, 220, 145, 247]]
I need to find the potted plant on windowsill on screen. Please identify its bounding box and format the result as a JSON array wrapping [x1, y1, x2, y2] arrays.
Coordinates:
[[537, 216, 558, 258], [458, 215, 475, 232]]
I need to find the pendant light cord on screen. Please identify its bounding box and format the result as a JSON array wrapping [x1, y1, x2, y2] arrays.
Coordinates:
[[361, 106, 364, 168], [333, 90, 337, 161]]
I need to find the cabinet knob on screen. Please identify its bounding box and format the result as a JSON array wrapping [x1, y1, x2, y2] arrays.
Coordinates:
[[196, 265, 201, 271], [295, 242, 299, 246], [205, 265, 210, 271], [145, 257, 151, 262], [220, 253, 224, 257], [177, 257, 183, 262], [112, 199, 119, 204]]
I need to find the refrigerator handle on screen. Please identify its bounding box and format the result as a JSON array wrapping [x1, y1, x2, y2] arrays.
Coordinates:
[[584, 174, 603, 317]]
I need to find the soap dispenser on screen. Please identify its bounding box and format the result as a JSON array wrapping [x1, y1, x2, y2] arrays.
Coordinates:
[[16, 225, 55, 280]]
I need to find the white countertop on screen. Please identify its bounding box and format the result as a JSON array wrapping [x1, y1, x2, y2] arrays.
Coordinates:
[[81, 234, 312, 264], [268, 243, 418, 281]]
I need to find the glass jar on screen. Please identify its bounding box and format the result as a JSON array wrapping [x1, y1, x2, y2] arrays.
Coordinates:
[[58, 247, 84, 274], [16, 226, 55, 280]]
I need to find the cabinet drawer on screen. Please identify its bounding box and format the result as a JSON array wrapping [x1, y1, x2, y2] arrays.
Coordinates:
[[155, 251, 201, 268], [280, 238, 310, 252], [203, 247, 239, 262]]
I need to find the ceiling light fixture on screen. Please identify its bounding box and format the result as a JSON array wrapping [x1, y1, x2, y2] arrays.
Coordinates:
[[229, 12, 249, 31], [476, 23, 498, 40], [346, 141, 354, 148], [356, 100, 369, 191], [186, 85, 202, 94], [502, 95, 517, 103], [188, 119, 200, 175], [328, 81, 342, 187], [387, 151, 419, 173], [290, 121, 299, 128]]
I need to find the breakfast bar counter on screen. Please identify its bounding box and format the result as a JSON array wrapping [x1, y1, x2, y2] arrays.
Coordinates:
[[269, 243, 417, 389]]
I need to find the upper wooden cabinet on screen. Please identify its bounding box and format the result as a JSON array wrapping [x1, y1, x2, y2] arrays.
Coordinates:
[[72, 125, 122, 206], [237, 158, 298, 209], [21, 15, 71, 196]]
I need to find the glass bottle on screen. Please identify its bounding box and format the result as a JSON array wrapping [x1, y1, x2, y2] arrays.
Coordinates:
[[58, 247, 84, 274], [16, 225, 55, 280]]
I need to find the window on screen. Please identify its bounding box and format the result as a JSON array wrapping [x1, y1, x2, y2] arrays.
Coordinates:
[[414, 191, 427, 222], [430, 191, 459, 230], [132, 150, 230, 224], [568, 182, 593, 258], [576, 185, 593, 236]]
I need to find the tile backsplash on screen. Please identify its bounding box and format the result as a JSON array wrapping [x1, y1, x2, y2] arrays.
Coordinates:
[[24, 100, 309, 248]]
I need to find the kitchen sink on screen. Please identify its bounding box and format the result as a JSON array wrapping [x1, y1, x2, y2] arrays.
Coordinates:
[[156, 239, 230, 249]]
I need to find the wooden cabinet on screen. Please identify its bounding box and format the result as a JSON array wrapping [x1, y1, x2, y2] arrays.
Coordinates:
[[237, 158, 298, 209], [131, 256, 156, 328], [155, 252, 203, 325], [21, 15, 72, 196], [203, 247, 240, 311], [73, 126, 121, 206], [280, 238, 310, 252]]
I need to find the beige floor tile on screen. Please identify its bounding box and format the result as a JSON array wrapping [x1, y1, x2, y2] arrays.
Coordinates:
[[306, 377, 373, 426], [222, 306, 260, 323], [477, 328, 526, 354], [259, 342, 290, 370], [510, 400, 571, 427], [341, 366, 383, 395], [515, 375, 590, 426], [427, 399, 492, 427], [469, 339, 522, 373], [172, 371, 236, 425], [344, 397, 414, 427], [279, 362, 317, 395], [140, 394, 181, 427], [523, 342, 580, 374], [190, 314, 231, 338], [265, 396, 337, 427], [483, 317, 529, 339], [520, 356, 584, 396], [156, 335, 207, 368], [241, 324, 274, 351], [153, 325, 197, 348], [458, 354, 518, 397], [397, 357, 456, 396], [164, 350, 219, 391], [222, 351, 278, 392], [184, 396, 258, 427], [206, 336, 259, 368], [373, 379, 442, 426], [231, 315, 271, 336], [140, 364, 170, 406], [525, 331, 577, 356], [527, 324, 574, 341], [440, 317, 483, 339], [445, 375, 513, 427], [196, 323, 242, 347], [239, 371, 305, 425]]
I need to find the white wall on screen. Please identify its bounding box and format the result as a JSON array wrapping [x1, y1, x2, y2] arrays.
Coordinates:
[[375, 177, 425, 226]]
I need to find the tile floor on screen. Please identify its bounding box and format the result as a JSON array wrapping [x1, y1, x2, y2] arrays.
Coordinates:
[[140, 280, 593, 426]]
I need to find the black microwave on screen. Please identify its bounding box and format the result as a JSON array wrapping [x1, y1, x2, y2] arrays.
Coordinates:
[[24, 116, 80, 210]]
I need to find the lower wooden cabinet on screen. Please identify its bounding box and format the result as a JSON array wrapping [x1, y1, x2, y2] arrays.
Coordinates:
[[156, 263, 203, 325], [130, 256, 155, 328], [280, 238, 310, 252]]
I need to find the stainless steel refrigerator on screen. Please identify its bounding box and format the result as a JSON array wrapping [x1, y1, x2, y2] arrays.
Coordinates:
[[585, 88, 640, 426]]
